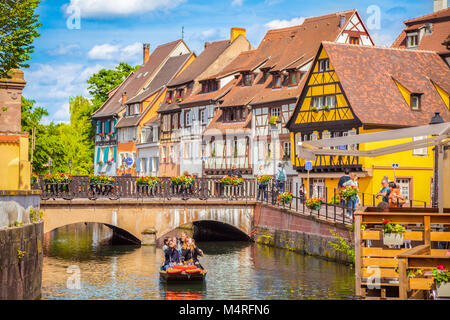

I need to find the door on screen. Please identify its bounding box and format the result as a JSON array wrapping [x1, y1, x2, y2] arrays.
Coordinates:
[[396, 178, 411, 201]]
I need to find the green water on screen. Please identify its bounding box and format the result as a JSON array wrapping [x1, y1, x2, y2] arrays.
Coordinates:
[[42, 223, 355, 300]]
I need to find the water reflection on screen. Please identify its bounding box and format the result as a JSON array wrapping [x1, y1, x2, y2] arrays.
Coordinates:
[[42, 223, 355, 300]]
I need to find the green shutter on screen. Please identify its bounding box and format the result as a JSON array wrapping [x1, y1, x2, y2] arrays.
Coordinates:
[[105, 120, 110, 133], [104, 147, 109, 162], [97, 121, 101, 134], [114, 146, 117, 162], [96, 147, 100, 162]]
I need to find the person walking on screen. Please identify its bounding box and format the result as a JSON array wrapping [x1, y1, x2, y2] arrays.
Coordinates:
[[343, 172, 359, 218], [275, 162, 287, 192], [255, 165, 268, 201]]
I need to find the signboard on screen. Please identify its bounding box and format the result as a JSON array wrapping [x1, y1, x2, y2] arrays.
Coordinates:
[[305, 161, 313, 171], [338, 145, 347, 150], [392, 163, 399, 168], [125, 157, 133, 166]]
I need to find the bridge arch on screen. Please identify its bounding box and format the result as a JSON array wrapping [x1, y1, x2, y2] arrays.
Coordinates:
[[41, 200, 256, 244]]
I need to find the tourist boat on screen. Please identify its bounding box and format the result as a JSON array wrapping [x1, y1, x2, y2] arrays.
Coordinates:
[[159, 265, 207, 282]]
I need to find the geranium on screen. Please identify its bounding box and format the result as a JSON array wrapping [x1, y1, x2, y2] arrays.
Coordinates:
[[433, 265, 450, 285], [90, 174, 114, 184], [305, 197, 323, 209], [257, 175, 271, 185], [382, 220, 406, 235], [220, 176, 243, 186], [339, 185, 358, 201], [136, 176, 160, 188], [277, 192, 293, 204]]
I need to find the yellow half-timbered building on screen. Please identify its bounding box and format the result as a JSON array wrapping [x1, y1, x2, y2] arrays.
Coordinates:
[[286, 41, 450, 205]]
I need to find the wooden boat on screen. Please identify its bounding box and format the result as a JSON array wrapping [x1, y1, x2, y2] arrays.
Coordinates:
[[160, 265, 207, 282]]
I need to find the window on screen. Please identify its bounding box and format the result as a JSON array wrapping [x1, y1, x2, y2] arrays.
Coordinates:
[[310, 179, 325, 198], [407, 33, 418, 48], [134, 103, 140, 115], [396, 178, 411, 200], [289, 71, 298, 85], [411, 94, 421, 110], [172, 113, 179, 129], [185, 110, 192, 126], [325, 95, 336, 108], [349, 37, 359, 44], [283, 141, 291, 158], [318, 59, 330, 72], [271, 107, 281, 117], [243, 73, 252, 86], [176, 89, 184, 102], [413, 136, 428, 156], [311, 96, 324, 108], [200, 109, 207, 125], [273, 75, 282, 88]]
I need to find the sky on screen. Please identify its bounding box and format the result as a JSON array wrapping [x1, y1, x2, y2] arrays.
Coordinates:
[[22, 0, 438, 124]]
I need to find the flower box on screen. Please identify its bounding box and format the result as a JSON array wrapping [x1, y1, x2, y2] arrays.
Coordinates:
[[436, 283, 450, 297], [383, 233, 404, 246]]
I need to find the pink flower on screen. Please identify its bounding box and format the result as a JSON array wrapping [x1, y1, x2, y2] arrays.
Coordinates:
[[437, 264, 445, 271]]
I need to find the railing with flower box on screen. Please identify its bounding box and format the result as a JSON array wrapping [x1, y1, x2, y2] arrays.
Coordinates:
[[95, 132, 117, 146], [354, 207, 450, 300]]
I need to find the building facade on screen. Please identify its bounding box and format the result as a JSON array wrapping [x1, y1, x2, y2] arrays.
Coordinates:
[[287, 42, 450, 204]]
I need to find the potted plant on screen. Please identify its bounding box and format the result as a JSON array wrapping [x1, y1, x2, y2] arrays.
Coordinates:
[[257, 175, 271, 185], [382, 220, 406, 245], [220, 176, 233, 186], [305, 197, 323, 211], [269, 116, 279, 130], [277, 192, 293, 205], [339, 185, 358, 202], [311, 106, 318, 113], [322, 105, 330, 112], [433, 264, 450, 297], [31, 172, 39, 185]]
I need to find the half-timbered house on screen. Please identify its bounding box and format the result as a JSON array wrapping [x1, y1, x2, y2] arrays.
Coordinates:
[[287, 41, 450, 203]]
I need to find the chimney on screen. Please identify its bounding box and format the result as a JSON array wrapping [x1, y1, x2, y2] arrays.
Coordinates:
[[230, 27, 246, 43], [204, 42, 211, 49], [122, 91, 127, 104], [434, 0, 447, 12], [339, 14, 346, 28], [143, 43, 150, 64]]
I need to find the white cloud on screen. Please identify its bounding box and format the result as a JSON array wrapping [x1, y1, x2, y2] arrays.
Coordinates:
[[265, 17, 305, 29], [66, 0, 186, 18], [371, 32, 397, 47], [231, 0, 243, 7], [88, 42, 141, 61], [200, 29, 217, 39], [23, 63, 106, 123], [48, 43, 81, 56]]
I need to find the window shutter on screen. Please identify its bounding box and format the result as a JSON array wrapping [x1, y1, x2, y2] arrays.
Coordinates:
[[96, 147, 101, 162], [103, 147, 109, 162], [105, 120, 110, 133], [149, 157, 153, 173], [97, 121, 101, 134], [136, 157, 141, 172], [114, 146, 117, 162]]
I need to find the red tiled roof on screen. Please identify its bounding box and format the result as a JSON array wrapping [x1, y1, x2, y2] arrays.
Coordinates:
[[203, 108, 252, 135], [0, 135, 20, 144], [179, 77, 238, 107], [92, 40, 185, 118], [209, 10, 359, 108], [391, 7, 450, 54], [322, 41, 450, 127]]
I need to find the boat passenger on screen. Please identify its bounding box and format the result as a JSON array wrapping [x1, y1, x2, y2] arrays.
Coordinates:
[[161, 239, 180, 271], [162, 238, 169, 251], [182, 238, 204, 269]]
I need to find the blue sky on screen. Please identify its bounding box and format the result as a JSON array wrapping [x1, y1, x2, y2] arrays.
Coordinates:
[[22, 0, 437, 124]]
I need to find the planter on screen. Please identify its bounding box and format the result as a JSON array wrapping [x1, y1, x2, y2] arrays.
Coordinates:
[[436, 283, 450, 297], [307, 205, 321, 211], [383, 233, 404, 246]]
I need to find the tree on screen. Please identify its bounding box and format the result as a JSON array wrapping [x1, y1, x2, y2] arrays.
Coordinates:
[[21, 96, 47, 133], [0, 0, 41, 78], [87, 62, 138, 107]]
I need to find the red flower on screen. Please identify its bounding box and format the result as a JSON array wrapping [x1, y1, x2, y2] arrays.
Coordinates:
[[383, 220, 389, 225], [437, 264, 445, 271]]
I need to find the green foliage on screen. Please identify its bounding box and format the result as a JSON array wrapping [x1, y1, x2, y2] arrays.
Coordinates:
[[29, 207, 43, 222], [87, 62, 138, 105], [9, 221, 23, 227], [382, 220, 406, 235], [17, 250, 26, 260], [328, 229, 355, 265], [433, 265, 450, 285], [0, 0, 41, 77]]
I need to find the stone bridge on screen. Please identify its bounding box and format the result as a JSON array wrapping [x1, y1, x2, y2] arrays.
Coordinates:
[[41, 199, 256, 244]]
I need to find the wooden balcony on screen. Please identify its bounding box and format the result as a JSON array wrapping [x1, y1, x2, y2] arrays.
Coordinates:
[[204, 156, 252, 175], [294, 154, 362, 173], [355, 207, 450, 300], [95, 133, 117, 146]]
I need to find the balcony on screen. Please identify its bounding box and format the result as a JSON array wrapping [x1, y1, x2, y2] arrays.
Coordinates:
[[204, 156, 252, 175], [294, 154, 362, 173], [95, 133, 117, 146]]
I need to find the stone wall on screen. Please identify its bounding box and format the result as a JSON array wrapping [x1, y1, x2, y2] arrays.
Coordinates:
[[0, 221, 43, 299], [254, 203, 354, 264]]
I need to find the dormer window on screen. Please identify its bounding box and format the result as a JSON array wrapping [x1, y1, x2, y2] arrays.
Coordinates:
[[167, 91, 174, 104], [318, 59, 330, 72], [201, 80, 219, 93], [349, 37, 359, 44], [411, 94, 421, 110], [273, 74, 282, 88], [407, 33, 418, 48], [176, 89, 184, 102], [223, 107, 245, 122], [243, 73, 252, 86], [288, 71, 298, 86]]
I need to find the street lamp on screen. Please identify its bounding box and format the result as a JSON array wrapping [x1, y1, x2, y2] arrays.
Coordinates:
[[48, 157, 53, 175], [270, 118, 280, 202], [429, 112, 444, 208], [68, 159, 73, 175]]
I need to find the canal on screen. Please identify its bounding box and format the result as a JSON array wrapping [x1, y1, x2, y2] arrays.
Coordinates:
[[42, 223, 355, 300]]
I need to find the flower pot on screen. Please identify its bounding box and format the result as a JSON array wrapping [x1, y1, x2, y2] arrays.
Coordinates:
[[436, 283, 450, 298], [383, 233, 404, 246]]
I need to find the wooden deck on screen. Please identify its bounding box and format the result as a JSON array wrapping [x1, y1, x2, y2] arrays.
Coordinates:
[[355, 207, 450, 300]]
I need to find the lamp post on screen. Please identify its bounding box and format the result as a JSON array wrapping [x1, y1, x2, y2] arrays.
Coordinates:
[[68, 159, 72, 175], [201, 140, 207, 177], [429, 112, 444, 210], [270, 117, 280, 202]]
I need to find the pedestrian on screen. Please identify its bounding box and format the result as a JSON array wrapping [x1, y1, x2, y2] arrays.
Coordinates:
[[255, 165, 268, 201], [343, 172, 358, 217], [376, 178, 391, 204], [275, 162, 287, 192], [228, 165, 242, 178]]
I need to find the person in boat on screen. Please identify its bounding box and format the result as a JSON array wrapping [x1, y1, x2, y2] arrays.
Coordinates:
[[161, 239, 180, 271], [162, 238, 169, 251], [182, 238, 204, 269]]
